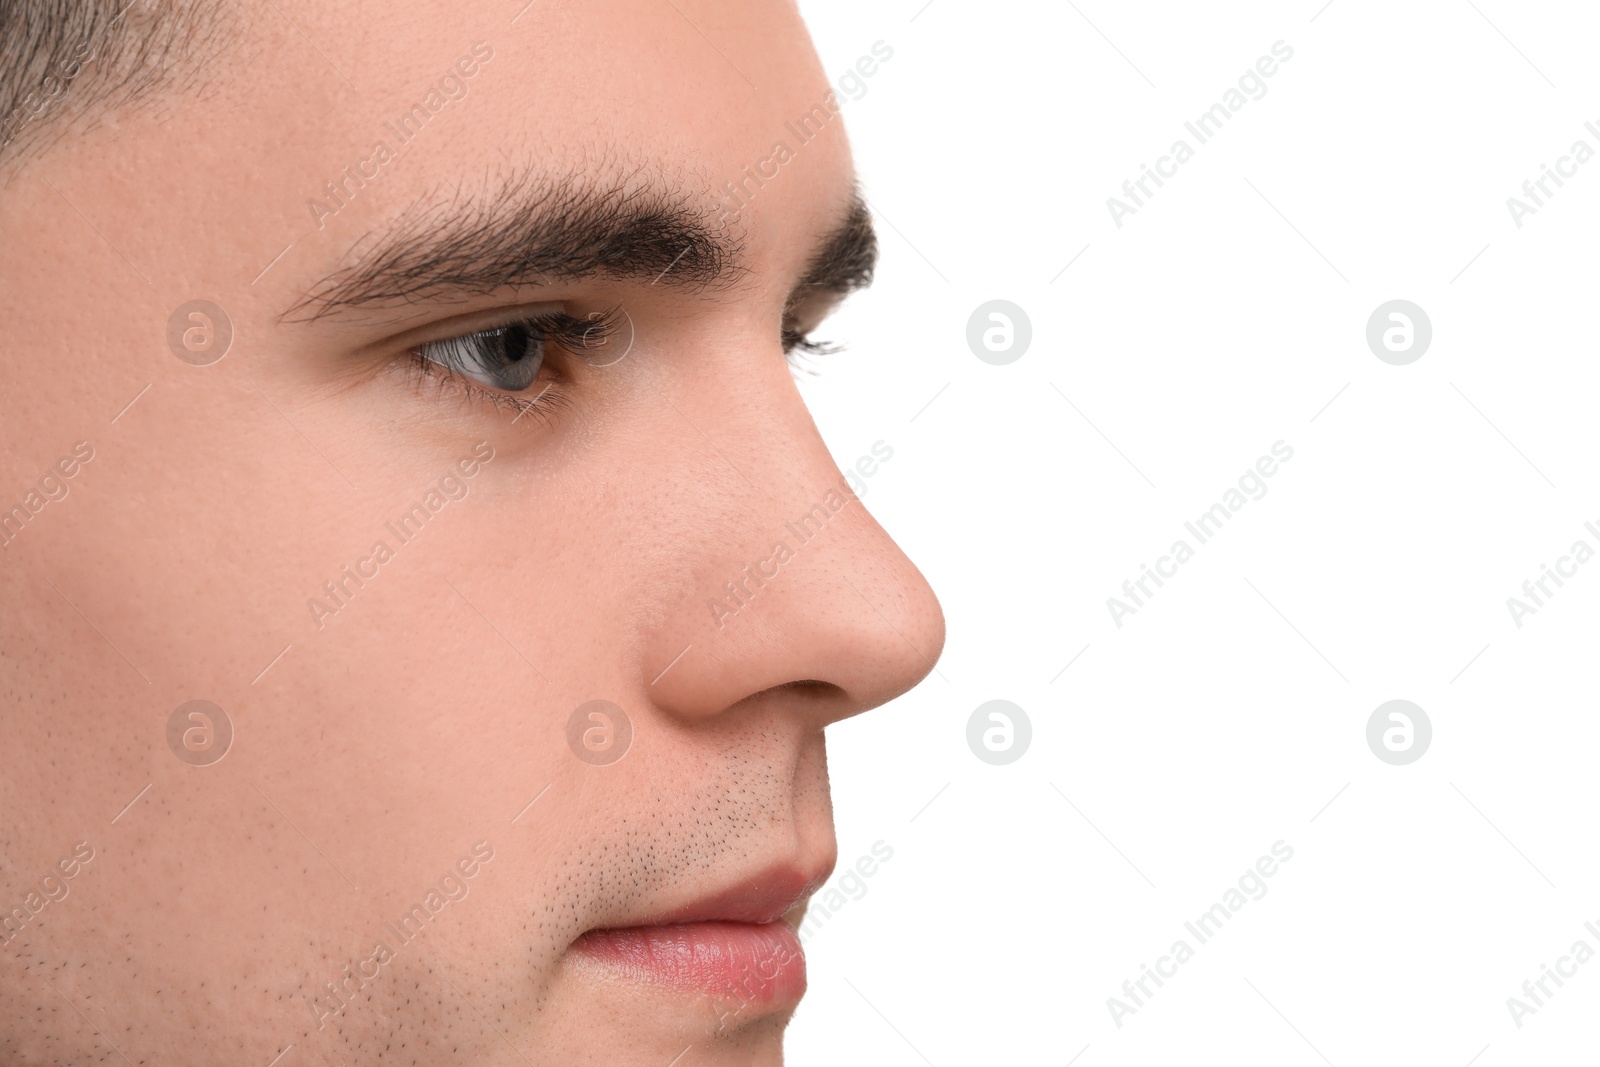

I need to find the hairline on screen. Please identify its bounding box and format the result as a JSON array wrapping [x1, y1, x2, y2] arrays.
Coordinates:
[[0, 0, 244, 182]]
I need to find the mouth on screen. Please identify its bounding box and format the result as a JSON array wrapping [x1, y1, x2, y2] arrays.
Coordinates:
[[567, 863, 829, 1009]]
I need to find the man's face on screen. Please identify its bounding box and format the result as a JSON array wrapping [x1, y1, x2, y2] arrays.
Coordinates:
[[0, 0, 943, 1063]]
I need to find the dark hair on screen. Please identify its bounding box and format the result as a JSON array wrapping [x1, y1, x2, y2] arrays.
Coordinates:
[[0, 0, 236, 168]]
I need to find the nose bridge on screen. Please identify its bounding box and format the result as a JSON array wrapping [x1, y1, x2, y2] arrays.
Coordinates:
[[637, 373, 945, 725]]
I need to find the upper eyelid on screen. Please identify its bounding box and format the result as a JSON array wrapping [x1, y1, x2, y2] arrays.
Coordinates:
[[784, 285, 852, 330], [366, 274, 848, 367], [786, 279, 853, 309], [360, 301, 570, 356]]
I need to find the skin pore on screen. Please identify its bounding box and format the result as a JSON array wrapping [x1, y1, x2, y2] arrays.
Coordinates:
[[0, 0, 944, 1064]]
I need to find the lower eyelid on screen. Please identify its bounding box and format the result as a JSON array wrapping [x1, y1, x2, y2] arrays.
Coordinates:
[[401, 350, 568, 425]]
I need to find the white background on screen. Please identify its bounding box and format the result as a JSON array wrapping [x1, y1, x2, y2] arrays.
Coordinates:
[[788, 2, 1600, 1064]]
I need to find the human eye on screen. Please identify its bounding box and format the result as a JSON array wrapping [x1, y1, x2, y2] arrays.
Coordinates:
[[406, 305, 626, 418], [418, 318, 555, 392], [781, 323, 840, 359], [781, 289, 848, 368]]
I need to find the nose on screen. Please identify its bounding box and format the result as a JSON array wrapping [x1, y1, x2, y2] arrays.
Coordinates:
[[638, 362, 946, 729]]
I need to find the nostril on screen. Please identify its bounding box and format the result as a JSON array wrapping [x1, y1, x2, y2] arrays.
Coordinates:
[[771, 681, 844, 703], [757, 678, 846, 704], [780, 679, 838, 694], [719, 678, 850, 721]]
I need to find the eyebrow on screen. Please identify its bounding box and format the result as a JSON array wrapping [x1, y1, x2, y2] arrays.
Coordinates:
[[288, 167, 876, 320], [788, 195, 876, 314]]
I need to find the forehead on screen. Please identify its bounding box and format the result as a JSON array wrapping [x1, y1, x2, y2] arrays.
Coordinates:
[[84, 0, 856, 304]]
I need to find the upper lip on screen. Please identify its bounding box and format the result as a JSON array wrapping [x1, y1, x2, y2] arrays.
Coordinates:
[[625, 861, 835, 928]]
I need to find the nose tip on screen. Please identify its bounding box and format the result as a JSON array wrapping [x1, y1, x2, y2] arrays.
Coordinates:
[[829, 546, 947, 705], [643, 475, 946, 728]]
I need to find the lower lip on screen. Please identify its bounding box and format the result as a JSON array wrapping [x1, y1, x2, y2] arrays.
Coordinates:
[[571, 921, 806, 1006]]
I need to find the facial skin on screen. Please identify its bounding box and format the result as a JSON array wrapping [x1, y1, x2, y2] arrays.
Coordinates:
[[0, 1, 943, 1064]]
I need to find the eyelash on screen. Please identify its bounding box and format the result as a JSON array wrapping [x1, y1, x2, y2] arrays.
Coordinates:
[[406, 308, 624, 422], [405, 309, 839, 423], [782, 328, 839, 356], [781, 328, 841, 379]]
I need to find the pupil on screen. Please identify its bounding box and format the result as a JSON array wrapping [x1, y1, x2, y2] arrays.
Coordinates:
[[502, 323, 531, 362], [489, 323, 543, 390]]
